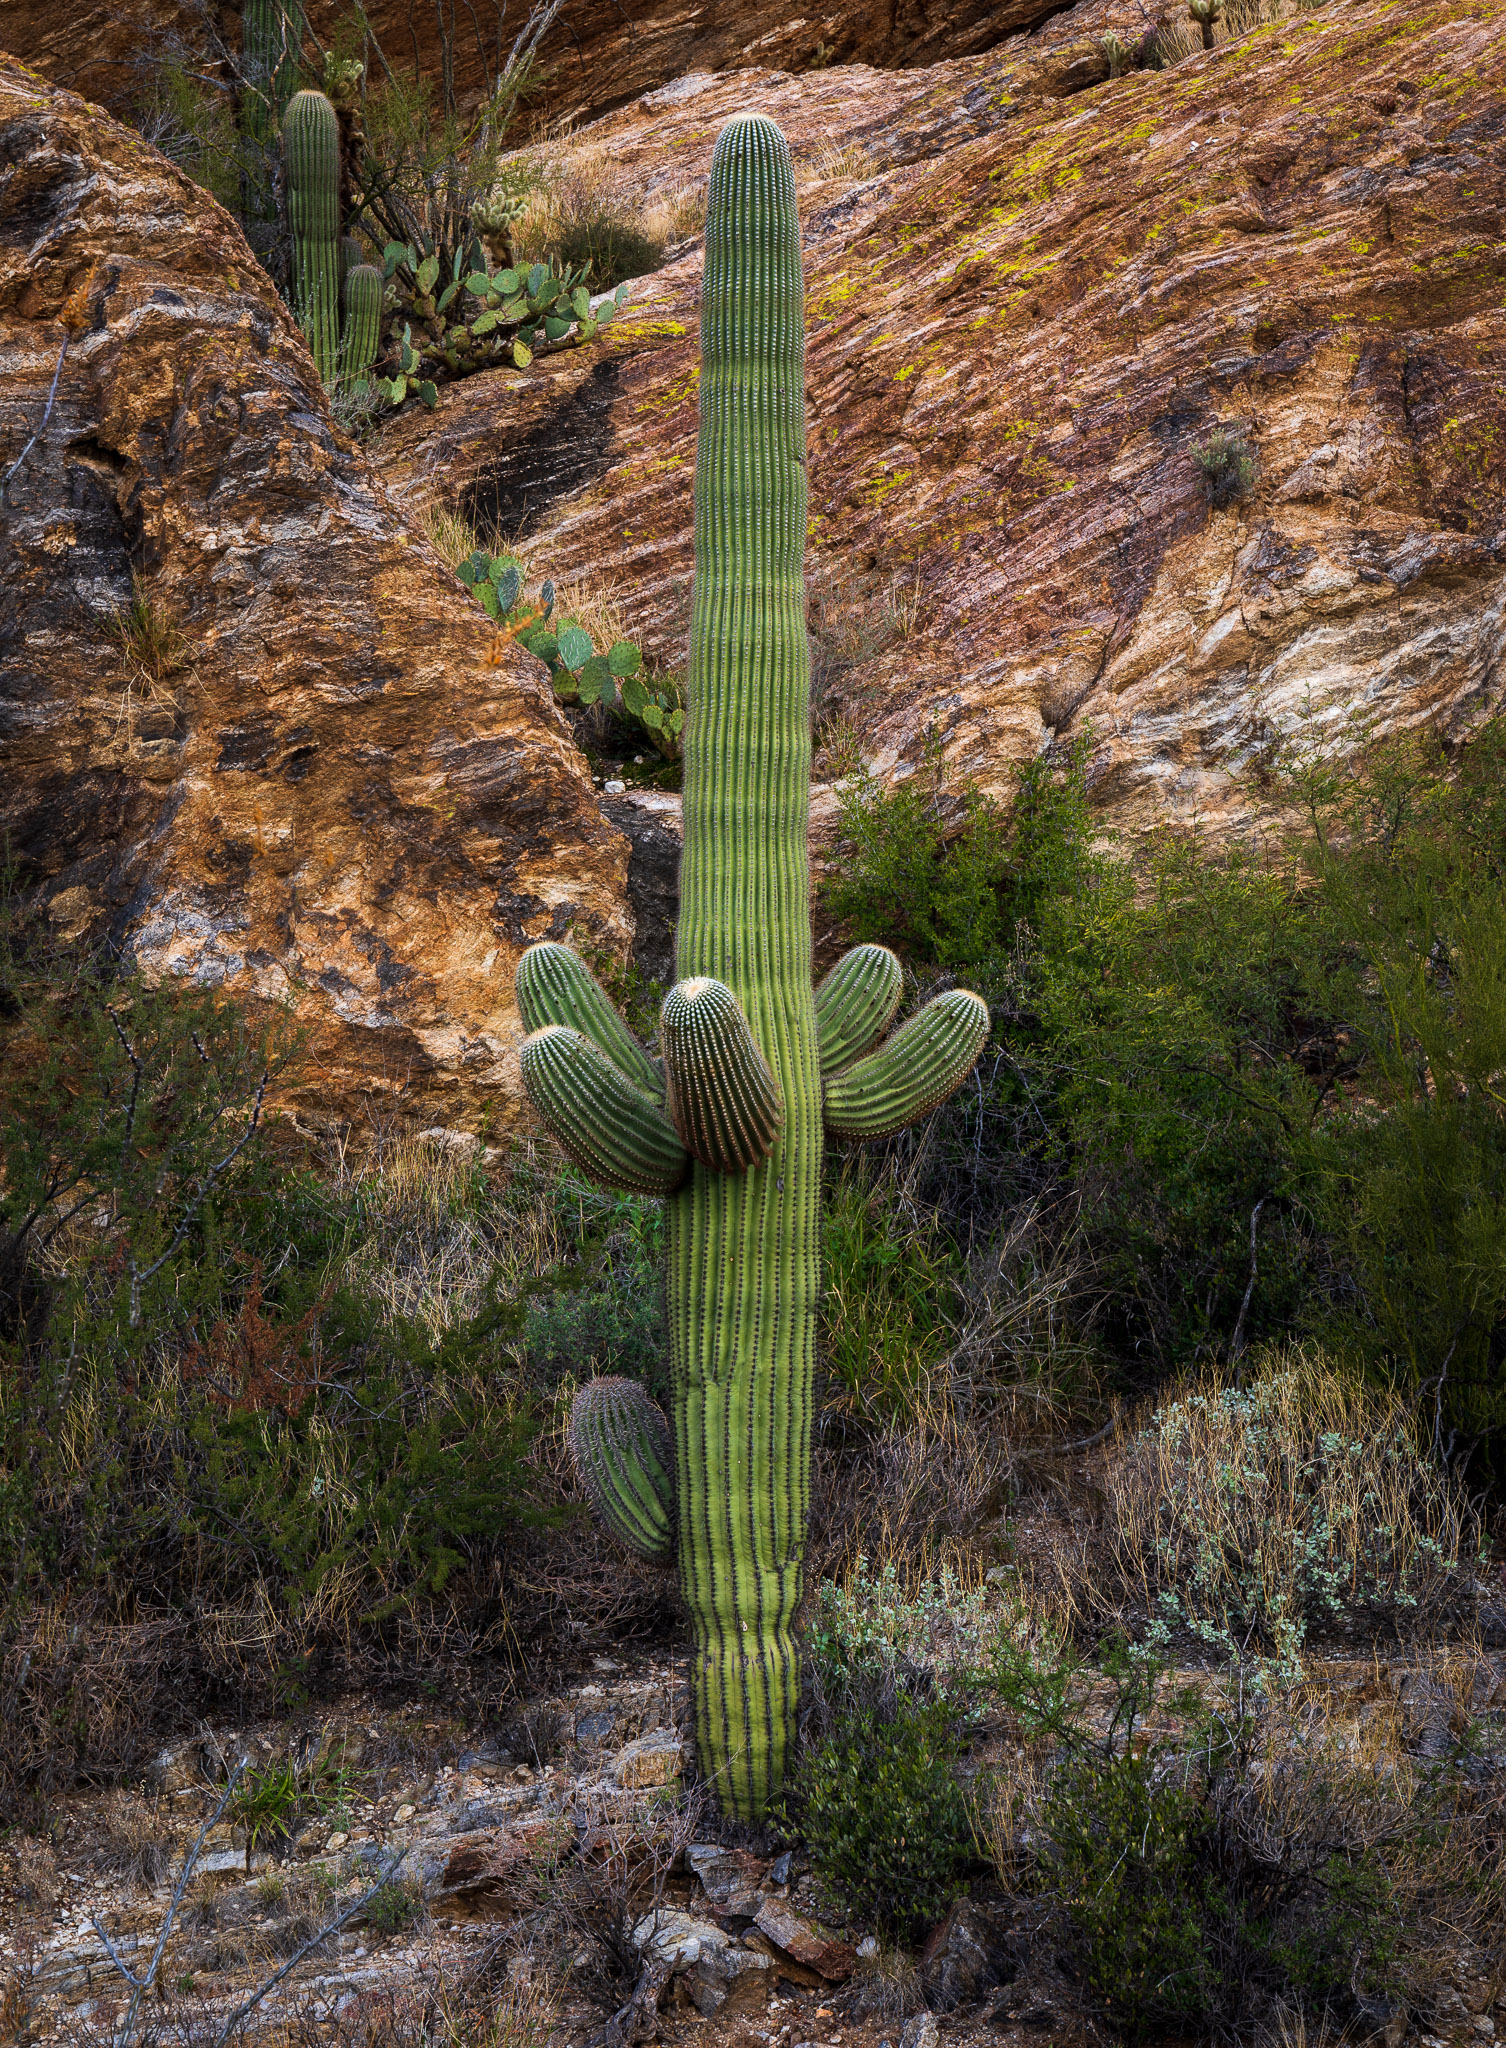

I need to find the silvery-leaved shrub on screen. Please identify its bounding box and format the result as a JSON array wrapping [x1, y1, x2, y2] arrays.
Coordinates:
[[1091, 1350, 1479, 1662]]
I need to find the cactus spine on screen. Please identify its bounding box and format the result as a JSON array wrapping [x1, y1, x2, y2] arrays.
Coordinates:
[[283, 89, 341, 387], [516, 112, 988, 1819]]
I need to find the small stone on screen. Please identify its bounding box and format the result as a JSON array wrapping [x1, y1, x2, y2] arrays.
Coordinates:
[[393, 1804, 416, 1823], [326, 1833, 349, 1852], [1473, 2022, 1496, 2041], [610, 1730, 684, 1789], [604, 778, 626, 793], [769, 1850, 794, 1886], [899, 2015, 938, 2048], [754, 1898, 856, 1983]]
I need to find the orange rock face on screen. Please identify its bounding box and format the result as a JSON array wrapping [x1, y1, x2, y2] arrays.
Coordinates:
[[380, 0, 1506, 847], [0, 58, 630, 1130], [3, 0, 1062, 133]]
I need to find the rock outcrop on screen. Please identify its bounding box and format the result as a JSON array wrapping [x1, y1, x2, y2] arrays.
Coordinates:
[[5, 0, 1066, 136], [378, 0, 1506, 846], [0, 57, 630, 1128]]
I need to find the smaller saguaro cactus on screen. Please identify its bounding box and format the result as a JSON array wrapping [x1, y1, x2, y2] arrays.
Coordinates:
[[342, 263, 384, 387], [283, 88, 342, 387], [1188, 0, 1224, 48]]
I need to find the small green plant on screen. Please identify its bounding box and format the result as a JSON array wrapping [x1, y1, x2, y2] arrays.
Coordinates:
[[1196, 425, 1256, 506], [361, 1875, 426, 1935], [226, 1757, 302, 1866], [453, 549, 685, 760], [1100, 30, 1134, 75], [794, 1694, 973, 1938]]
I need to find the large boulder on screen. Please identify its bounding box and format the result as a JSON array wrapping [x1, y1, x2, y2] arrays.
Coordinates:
[[378, 0, 1506, 846], [0, 58, 631, 1130]]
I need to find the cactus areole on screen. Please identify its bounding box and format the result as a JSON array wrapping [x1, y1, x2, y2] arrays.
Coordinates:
[[516, 112, 989, 1819]]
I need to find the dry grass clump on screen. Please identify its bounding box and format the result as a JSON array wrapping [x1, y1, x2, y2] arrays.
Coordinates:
[[1051, 1349, 1479, 1660], [110, 572, 189, 692], [506, 143, 670, 288], [795, 140, 876, 189]]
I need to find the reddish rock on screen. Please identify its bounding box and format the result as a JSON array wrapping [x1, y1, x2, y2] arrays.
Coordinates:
[[381, 0, 1506, 852], [753, 1897, 857, 1982], [437, 1820, 554, 1910], [0, 60, 630, 1130]]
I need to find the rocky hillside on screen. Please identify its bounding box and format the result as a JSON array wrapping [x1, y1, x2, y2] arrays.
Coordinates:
[[4, 0, 1505, 1125], [381, 0, 1506, 849], [0, 58, 630, 1130]]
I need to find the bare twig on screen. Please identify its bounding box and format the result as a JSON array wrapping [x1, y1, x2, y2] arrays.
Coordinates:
[[212, 1849, 407, 2045], [1228, 1193, 1267, 1364], [93, 1757, 250, 2048]]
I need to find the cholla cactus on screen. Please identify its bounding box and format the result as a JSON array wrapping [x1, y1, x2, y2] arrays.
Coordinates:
[[1188, 0, 1224, 48], [1100, 30, 1133, 77], [517, 113, 988, 1819]]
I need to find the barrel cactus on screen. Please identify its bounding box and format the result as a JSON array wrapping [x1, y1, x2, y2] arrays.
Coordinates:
[[516, 113, 988, 1820], [283, 88, 342, 386]]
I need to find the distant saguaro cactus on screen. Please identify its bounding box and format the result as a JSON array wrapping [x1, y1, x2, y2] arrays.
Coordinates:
[[516, 114, 988, 1819], [241, 0, 303, 146], [282, 89, 342, 386]]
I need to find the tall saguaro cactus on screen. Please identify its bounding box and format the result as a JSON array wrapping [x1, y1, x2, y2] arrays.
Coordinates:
[[282, 89, 342, 387], [516, 112, 989, 1819]]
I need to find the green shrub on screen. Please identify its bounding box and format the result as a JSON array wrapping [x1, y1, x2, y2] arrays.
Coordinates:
[[361, 1875, 427, 1935], [819, 1164, 962, 1423], [1196, 426, 1256, 506], [795, 1695, 972, 1939], [1041, 1746, 1216, 2040], [823, 730, 1098, 979]]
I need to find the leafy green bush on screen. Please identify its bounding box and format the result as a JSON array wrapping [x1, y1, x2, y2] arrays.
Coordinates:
[[1041, 1746, 1216, 2040], [823, 730, 1098, 978], [795, 1695, 972, 1939]]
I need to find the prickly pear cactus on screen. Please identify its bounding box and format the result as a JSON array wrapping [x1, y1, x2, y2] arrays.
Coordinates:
[[283, 89, 341, 386], [517, 114, 988, 1819]]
